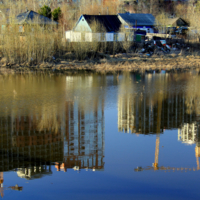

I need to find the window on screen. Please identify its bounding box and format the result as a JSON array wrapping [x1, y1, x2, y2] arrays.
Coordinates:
[[19, 25, 24, 32]]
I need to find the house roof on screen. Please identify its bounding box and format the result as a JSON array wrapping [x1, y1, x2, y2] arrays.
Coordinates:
[[167, 17, 179, 25], [12, 10, 58, 25], [118, 13, 155, 26], [166, 17, 188, 27], [81, 15, 122, 32]]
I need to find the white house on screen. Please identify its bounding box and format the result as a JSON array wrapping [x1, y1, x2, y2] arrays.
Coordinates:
[[66, 14, 133, 42]]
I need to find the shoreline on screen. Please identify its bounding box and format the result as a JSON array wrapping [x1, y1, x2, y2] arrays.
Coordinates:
[[1, 52, 200, 74]]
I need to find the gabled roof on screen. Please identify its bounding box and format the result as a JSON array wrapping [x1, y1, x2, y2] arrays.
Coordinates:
[[81, 15, 122, 32], [167, 17, 179, 26], [118, 13, 155, 26], [13, 10, 58, 25], [166, 17, 188, 27]]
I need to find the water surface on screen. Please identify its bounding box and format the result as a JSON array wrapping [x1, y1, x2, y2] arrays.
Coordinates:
[[0, 72, 200, 199]]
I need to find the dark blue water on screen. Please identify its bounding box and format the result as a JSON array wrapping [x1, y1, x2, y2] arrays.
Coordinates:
[[0, 72, 200, 199]]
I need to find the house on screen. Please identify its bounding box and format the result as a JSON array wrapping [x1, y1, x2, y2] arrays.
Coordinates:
[[117, 13, 156, 33], [2, 10, 58, 33], [66, 14, 133, 42], [166, 17, 189, 28], [156, 17, 189, 35]]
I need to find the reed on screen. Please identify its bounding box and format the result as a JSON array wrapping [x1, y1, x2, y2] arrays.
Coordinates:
[[0, 21, 64, 64]]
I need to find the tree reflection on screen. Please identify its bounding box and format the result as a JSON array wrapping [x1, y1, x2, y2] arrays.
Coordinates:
[[0, 73, 105, 188]]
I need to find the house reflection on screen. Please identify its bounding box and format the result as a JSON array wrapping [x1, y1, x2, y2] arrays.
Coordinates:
[[0, 74, 105, 184], [178, 122, 200, 170], [57, 99, 104, 172], [17, 165, 52, 180], [56, 75, 105, 172], [118, 72, 197, 135], [117, 73, 200, 172]]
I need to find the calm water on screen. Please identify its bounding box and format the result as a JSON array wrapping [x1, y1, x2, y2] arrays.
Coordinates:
[[0, 72, 200, 199]]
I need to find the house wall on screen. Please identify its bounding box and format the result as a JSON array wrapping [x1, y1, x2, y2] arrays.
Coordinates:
[[66, 31, 81, 42], [106, 33, 114, 42], [138, 27, 154, 33], [85, 33, 93, 42], [1, 25, 25, 34], [73, 16, 92, 32], [93, 33, 101, 41], [65, 31, 133, 42], [85, 33, 102, 42], [118, 33, 125, 41], [66, 31, 128, 42], [124, 25, 154, 33]]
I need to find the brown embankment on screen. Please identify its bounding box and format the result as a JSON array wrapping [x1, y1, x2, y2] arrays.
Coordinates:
[[1, 52, 200, 74]]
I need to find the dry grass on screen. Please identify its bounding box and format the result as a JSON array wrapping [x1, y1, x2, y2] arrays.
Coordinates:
[[1, 50, 200, 74], [0, 21, 64, 64], [29, 53, 198, 74]]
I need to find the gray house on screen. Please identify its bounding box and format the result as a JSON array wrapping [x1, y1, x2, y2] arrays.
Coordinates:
[[15, 10, 58, 25], [3, 10, 58, 33], [118, 13, 156, 33]]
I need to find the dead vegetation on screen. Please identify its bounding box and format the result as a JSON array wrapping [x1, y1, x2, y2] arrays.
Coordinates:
[[1, 24, 64, 64], [5, 51, 199, 74]]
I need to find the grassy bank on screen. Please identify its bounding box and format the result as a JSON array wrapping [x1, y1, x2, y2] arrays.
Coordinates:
[[2, 51, 200, 74]]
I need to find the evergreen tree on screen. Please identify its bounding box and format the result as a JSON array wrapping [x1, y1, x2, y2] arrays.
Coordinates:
[[52, 7, 62, 21], [38, 5, 52, 19]]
